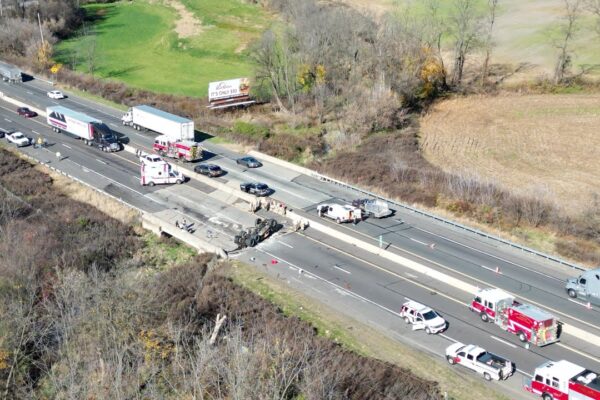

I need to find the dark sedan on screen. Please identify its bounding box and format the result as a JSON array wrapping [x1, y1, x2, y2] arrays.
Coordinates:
[[236, 156, 262, 168], [194, 163, 224, 177], [17, 107, 37, 118], [0, 128, 7, 138], [240, 182, 270, 196]]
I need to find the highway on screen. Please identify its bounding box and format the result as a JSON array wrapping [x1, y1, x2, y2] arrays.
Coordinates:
[[1, 78, 600, 399]]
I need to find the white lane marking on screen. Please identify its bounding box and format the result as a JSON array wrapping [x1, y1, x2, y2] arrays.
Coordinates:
[[333, 265, 351, 274], [328, 223, 600, 334], [567, 299, 591, 310], [557, 343, 600, 364], [300, 232, 600, 358], [490, 335, 517, 348], [110, 123, 118, 127], [415, 226, 563, 282], [62, 144, 72, 149], [95, 158, 107, 165], [32, 130, 41, 136], [255, 247, 577, 371], [82, 168, 89, 173], [4, 118, 12, 122], [405, 272, 419, 279], [278, 240, 293, 249], [410, 238, 428, 246], [394, 219, 404, 223], [55, 157, 161, 204], [518, 369, 533, 378], [481, 265, 502, 274], [568, 298, 588, 307], [26, 91, 33, 95], [439, 333, 457, 343]]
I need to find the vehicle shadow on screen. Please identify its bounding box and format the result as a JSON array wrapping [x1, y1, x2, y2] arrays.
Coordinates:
[[199, 150, 218, 162]]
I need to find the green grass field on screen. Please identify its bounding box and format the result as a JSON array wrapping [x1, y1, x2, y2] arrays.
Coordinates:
[[55, 1, 272, 97]]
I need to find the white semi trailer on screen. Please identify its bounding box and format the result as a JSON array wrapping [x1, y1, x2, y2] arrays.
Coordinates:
[[46, 106, 120, 152], [0, 61, 22, 83], [121, 105, 195, 141]]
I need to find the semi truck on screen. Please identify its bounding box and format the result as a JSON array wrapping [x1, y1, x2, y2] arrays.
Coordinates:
[[566, 268, 600, 306], [46, 106, 120, 152], [524, 360, 600, 400], [470, 287, 560, 346], [121, 105, 194, 141], [0, 61, 22, 83]]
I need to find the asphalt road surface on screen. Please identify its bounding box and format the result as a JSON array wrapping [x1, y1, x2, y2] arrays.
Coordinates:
[[2, 79, 599, 399]]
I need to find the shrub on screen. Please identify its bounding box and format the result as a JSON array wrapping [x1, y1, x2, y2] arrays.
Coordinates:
[[232, 120, 271, 140]]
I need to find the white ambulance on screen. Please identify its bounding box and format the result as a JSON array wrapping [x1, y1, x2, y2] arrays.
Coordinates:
[[140, 160, 185, 186]]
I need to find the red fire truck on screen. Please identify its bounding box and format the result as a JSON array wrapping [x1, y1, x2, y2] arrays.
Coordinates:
[[152, 135, 202, 162], [524, 360, 600, 400], [469, 288, 560, 346]]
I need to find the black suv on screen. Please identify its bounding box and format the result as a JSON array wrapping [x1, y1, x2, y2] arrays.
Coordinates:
[[194, 163, 224, 177], [240, 182, 270, 196]]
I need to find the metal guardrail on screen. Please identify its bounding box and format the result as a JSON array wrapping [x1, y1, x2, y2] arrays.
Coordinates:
[[305, 171, 586, 272], [1, 85, 586, 272]]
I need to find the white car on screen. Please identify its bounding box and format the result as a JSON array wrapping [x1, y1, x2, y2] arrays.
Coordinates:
[[400, 300, 447, 334], [6, 131, 31, 147], [47, 90, 65, 99]]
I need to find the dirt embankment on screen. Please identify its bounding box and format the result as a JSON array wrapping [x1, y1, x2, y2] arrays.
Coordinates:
[[166, 0, 202, 39]]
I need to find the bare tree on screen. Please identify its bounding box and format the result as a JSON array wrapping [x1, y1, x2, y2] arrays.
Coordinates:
[[448, 0, 483, 86], [423, 0, 448, 88], [585, 0, 600, 34], [481, 0, 499, 84], [85, 32, 97, 75], [553, 0, 582, 83], [252, 29, 298, 113]]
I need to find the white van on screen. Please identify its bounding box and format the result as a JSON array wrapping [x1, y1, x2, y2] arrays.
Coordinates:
[[316, 203, 362, 223], [400, 300, 447, 334]]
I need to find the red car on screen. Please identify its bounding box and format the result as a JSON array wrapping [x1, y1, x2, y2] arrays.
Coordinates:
[[17, 107, 37, 118]]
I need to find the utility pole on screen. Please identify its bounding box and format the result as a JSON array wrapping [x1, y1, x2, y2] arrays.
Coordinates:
[[37, 12, 44, 44]]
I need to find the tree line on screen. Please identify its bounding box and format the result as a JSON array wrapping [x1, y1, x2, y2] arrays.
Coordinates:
[[254, 0, 600, 132]]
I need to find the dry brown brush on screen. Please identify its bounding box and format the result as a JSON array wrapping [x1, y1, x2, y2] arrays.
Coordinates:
[[0, 148, 442, 399]]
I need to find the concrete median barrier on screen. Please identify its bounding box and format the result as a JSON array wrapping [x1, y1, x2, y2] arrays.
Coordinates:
[[0, 91, 46, 116], [286, 210, 600, 347], [123, 144, 257, 204], [142, 213, 227, 258], [286, 210, 478, 294]]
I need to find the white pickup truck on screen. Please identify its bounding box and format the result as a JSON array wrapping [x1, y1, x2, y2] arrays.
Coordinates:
[[445, 343, 513, 381]]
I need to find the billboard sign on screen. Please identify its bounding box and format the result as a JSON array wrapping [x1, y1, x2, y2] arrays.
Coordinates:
[[208, 78, 250, 102]]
